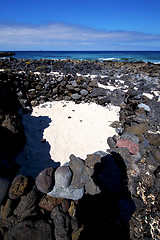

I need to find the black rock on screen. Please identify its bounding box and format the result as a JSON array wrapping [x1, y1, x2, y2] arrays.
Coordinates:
[[0, 177, 10, 204], [5, 220, 52, 240], [90, 87, 107, 97], [97, 96, 111, 105], [0, 52, 15, 57]]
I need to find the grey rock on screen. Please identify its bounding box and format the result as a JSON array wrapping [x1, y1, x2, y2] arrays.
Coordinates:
[[138, 103, 151, 112], [0, 178, 10, 204], [97, 96, 111, 104], [71, 93, 82, 100], [107, 137, 116, 148], [154, 178, 160, 192], [69, 154, 90, 189], [66, 84, 74, 91], [51, 206, 71, 240], [90, 88, 107, 97], [133, 114, 146, 123], [81, 82, 87, 89], [48, 185, 84, 200], [55, 166, 72, 188], [93, 151, 108, 157], [120, 132, 139, 144], [80, 89, 88, 96], [131, 152, 141, 162], [70, 80, 78, 87], [129, 90, 141, 98], [88, 79, 98, 88], [85, 179, 101, 195]]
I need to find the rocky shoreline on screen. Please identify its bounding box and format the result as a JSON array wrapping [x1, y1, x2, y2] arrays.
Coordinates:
[[0, 58, 160, 239], [0, 52, 16, 58]]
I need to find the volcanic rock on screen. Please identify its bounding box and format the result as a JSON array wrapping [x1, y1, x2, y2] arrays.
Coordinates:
[[138, 103, 151, 112], [39, 195, 64, 211], [90, 87, 107, 97], [9, 175, 28, 199], [35, 167, 55, 193], [0, 178, 10, 204], [55, 166, 72, 188], [51, 206, 71, 240], [48, 185, 84, 201], [14, 186, 37, 218], [69, 154, 90, 189], [120, 132, 139, 144], [71, 93, 82, 100], [4, 220, 52, 240], [116, 139, 139, 155], [80, 89, 88, 96]]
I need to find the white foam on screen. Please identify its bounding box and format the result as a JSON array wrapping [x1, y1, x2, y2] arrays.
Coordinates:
[[98, 58, 120, 61]]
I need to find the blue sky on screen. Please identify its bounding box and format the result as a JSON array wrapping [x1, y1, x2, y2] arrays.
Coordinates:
[[0, 0, 160, 50]]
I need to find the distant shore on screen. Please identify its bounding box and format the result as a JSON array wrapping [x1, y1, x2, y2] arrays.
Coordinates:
[[0, 51, 15, 57], [1, 50, 160, 63]]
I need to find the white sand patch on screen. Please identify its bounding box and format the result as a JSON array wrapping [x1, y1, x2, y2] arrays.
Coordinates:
[[98, 83, 117, 91], [98, 82, 128, 92], [142, 93, 154, 100], [15, 101, 120, 177]]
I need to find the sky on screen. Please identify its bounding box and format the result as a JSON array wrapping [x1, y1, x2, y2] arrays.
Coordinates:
[[0, 0, 160, 51]]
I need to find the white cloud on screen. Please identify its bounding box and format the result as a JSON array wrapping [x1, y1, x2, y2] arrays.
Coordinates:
[[0, 21, 160, 50]]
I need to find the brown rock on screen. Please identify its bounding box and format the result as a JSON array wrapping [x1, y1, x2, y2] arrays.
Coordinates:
[[68, 201, 76, 218], [61, 199, 70, 212], [125, 123, 149, 141], [35, 167, 55, 193], [146, 134, 160, 146], [39, 195, 64, 211], [153, 149, 160, 162], [85, 154, 101, 169], [9, 175, 28, 199], [14, 186, 37, 219], [0, 199, 12, 220], [72, 226, 84, 240]]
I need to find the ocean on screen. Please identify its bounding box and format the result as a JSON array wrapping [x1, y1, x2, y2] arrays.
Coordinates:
[[11, 51, 160, 64]]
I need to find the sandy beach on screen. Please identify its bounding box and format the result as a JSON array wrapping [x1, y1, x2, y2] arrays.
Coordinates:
[[15, 101, 120, 177]]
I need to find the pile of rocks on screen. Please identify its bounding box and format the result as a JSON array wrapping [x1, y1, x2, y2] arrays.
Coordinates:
[[107, 88, 160, 239], [0, 58, 160, 239], [0, 151, 135, 240], [0, 74, 25, 179]]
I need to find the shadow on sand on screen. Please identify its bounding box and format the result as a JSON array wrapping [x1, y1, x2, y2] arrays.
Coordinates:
[[14, 113, 60, 178]]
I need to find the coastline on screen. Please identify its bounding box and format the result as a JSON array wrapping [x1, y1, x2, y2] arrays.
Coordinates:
[[1, 50, 160, 64], [0, 57, 160, 239]]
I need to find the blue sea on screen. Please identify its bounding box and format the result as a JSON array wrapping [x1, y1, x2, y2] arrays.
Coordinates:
[[12, 51, 160, 64]]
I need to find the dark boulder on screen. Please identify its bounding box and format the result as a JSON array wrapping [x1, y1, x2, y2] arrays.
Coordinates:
[[4, 220, 52, 240], [35, 167, 55, 193]]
